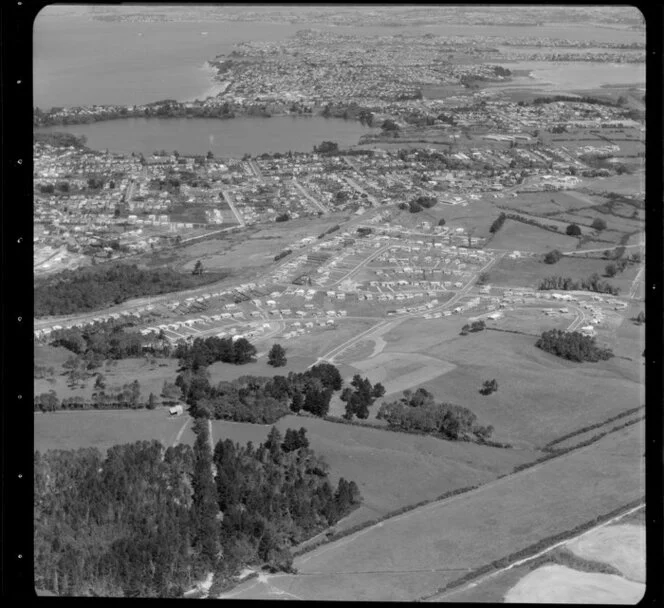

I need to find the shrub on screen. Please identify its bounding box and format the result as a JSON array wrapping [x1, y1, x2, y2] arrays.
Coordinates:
[[566, 223, 582, 236]]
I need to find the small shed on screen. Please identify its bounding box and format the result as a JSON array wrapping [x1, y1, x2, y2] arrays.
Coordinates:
[[169, 404, 184, 417]]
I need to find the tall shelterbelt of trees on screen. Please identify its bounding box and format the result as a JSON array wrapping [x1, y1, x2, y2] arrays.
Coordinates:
[[34, 424, 361, 597]]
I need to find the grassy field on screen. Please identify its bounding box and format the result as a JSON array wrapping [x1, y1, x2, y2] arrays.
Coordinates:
[[393, 200, 503, 238], [444, 514, 645, 602], [179, 414, 537, 532], [34, 345, 180, 402], [372, 319, 642, 449], [488, 219, 579, 252], [220, 421, 643, 601], [34, 408, 189, 454], [486, 254, 625, 289]]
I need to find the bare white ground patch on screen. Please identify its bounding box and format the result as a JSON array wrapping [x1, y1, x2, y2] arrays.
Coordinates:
[[504, 564, 645, 604], [351, 352, 456, 396], [566, 524, 645, 583]]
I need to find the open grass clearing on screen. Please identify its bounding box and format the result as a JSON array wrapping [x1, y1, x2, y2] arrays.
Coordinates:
[[34, 408, 188, 454], [34, 352, 180, 402], [380, 325, 642, 449], [503, 565, 644, 603], [223, 422, 643, 601], [488, 253, 608, 289], [393, 200, 502, 239], [488, 219, 579, 252]]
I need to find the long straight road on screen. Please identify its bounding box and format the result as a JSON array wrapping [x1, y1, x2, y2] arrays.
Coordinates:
[[220, 188, 245, 226], [292, 179, 328, 214]]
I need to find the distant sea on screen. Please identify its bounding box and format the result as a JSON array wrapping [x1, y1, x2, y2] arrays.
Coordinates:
[[34, 10, 645, 110], [33, 15, 303, 109]]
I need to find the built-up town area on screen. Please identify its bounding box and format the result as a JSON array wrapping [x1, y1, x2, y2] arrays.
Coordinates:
[[31, 4, 650, 604], [34, 23, 644, 344]]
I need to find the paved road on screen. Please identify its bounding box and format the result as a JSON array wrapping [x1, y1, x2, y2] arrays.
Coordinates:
[[342, 175, 380, 207], [292, 179, 328, 214], [220, 188, 245, 226]]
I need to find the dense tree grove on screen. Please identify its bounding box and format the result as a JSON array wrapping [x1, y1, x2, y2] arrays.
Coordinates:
[[460, 320, 486, 335], [341, 375, 385, 420], [35, 264, 223, 317], [34, 424, 360, 597], [179, 363, 347, 424], [535, 329, 614, 362], [174, 336, 258, 369], [538, 274, 620, 295], [50, 320, 167, 360], [376, 389, 494, 440]]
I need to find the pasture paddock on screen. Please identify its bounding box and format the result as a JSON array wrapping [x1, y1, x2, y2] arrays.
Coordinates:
[[220, 421, 643, 601], [487, 219, 579, 252]]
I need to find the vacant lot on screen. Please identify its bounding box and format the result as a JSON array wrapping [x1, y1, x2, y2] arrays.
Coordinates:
[[34, 408, 188, 454], [376, 322, 642, 449], [220, 422, 643, 601], [488, 220, 579, 252]]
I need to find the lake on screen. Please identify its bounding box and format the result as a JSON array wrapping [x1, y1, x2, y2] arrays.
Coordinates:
[[35, 116, 374, 158]]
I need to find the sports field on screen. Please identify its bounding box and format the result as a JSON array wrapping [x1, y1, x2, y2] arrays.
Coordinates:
[[217, 421, 644, 601]]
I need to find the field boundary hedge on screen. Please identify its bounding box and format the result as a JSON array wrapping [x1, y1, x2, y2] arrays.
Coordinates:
[[541, 405, 645, 452], [514, 415, 644, 473], [291, 484, 480, 559], [419, 497, 645, 600], [292, 415, 643, 563], [321, 414, 513, 449]]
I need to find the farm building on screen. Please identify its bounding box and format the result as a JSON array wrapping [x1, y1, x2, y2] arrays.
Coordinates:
[[169, 405, 184, 416]]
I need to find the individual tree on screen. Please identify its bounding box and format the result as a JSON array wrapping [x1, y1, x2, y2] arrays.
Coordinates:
[[290, 391, 304, 413], [268, 344, 287, 367], [192, 260, 204, 275], [372, 383, 385, 399], [476, 272, 491, 286], [94, 373, 106, 390], [147, 392, 158, 410], [544, 249, 563, 264], [635, 311, 645, 324], [566, 223, 582, 236], [605, 263, 618, 278], [438, 218, 446, 226], [591, 218, 607, 231]]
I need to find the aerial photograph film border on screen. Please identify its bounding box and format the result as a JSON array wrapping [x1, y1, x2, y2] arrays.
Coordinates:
[[0, 1, 662, 601]]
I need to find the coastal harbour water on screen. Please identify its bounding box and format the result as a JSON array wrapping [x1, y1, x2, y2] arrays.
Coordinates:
[[35, 116, 374, 158], [34, 6, 645, 110]]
